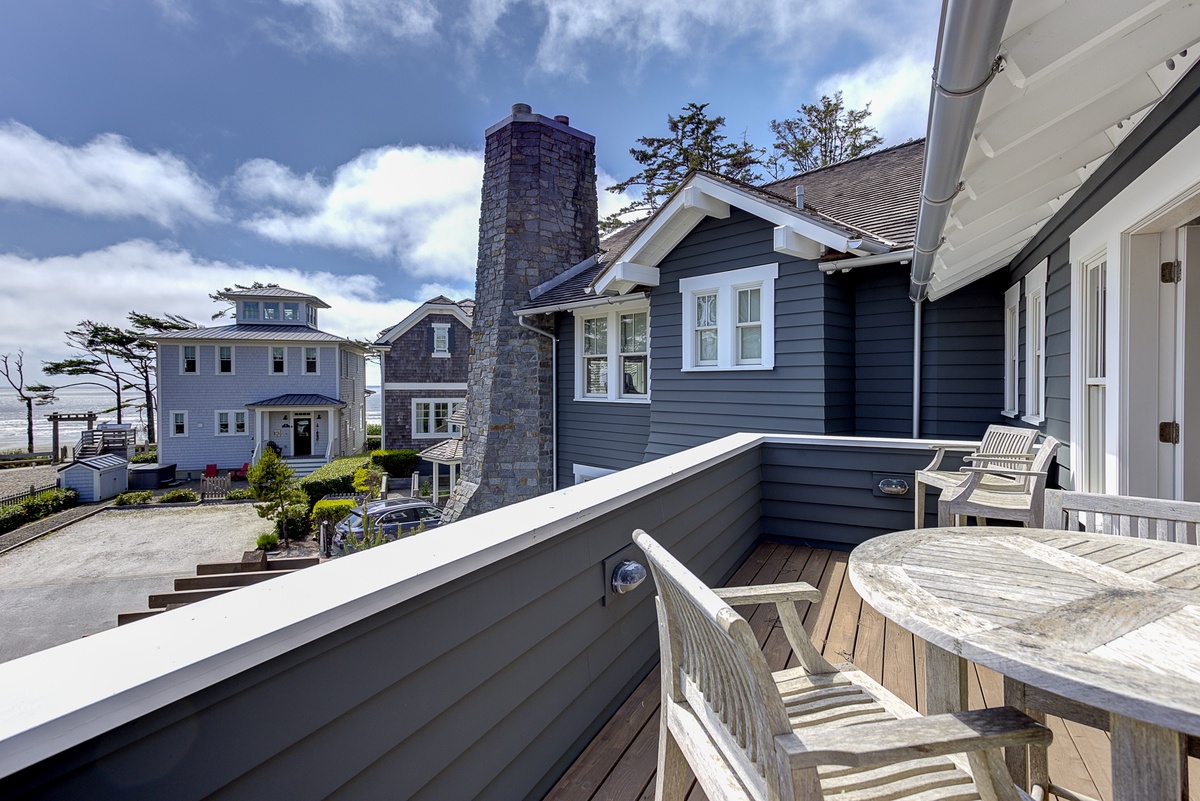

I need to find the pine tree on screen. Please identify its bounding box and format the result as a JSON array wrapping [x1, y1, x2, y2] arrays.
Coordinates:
[[767, 91, 884, 177]]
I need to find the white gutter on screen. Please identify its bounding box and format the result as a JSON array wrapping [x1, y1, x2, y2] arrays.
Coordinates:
[[517, 315, 558, 491], [912, 300, 923, 438], [909, 0, 1013, 302], [818, 248, 914, 273]]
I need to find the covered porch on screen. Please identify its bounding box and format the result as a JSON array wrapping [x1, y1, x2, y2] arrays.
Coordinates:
[[247, 393, 346, 474]]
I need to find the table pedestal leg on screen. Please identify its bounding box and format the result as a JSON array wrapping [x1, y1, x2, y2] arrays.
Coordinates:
[[924, 642, 967, 714], [1110, 713, 1187, 801]]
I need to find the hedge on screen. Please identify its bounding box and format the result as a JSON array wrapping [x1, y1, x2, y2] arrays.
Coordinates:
[[297, 456, 371, 506], [0, 488, 80, 535], [370, 449, 420, 477], [311, 497, 357, 531], [114, 491, 153, 506]]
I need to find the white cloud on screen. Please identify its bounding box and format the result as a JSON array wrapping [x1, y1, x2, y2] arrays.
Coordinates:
[[151, 0, 194, 26], [272, 0, 438, 52], [0, 122, 219, 226], [234, 144, 485, 283], [0, 240, 465, 383]]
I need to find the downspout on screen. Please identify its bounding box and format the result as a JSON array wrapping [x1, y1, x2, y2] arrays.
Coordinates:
[[912, 299, 923, 439], [518, 315, 558, 491], [908, 0, 1013, 302]]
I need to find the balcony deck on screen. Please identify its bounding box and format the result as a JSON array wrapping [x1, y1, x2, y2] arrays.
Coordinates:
[[547, 540, 1200, 801]]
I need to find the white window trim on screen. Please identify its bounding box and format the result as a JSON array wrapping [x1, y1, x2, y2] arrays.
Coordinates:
[[180, 345, 197, 375], [303, 346, 320, 376], [282, 302, 301, 322], [262, 302, 280, 322], [1023, 259, 1048, 425], [573, 464, 616, 484], [241, 301, 260, 321], [411, 398, 464, 439], [169, 410, 188, 438], [572, 300, 651, 403], [1002, 282, 1021, 418], [216, 345, 236, 375], [269, 345, 288, 376], [431, 323, 451, 358], [679, 263, 777, 371], [214, 410, 249, 437]]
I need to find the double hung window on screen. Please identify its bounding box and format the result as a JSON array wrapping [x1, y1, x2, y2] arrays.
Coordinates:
[[181, 345, 197, 374], [432, 324, 450, 357], [170, 411, 188, 437], [575, 302, 650, 401], [413, 399, 463, 438], [271, 346, 286, 374], [215, 410, 247, 436], [1023, 260, 1048, 424], [679, 263, 777, 371], [217, 346, 234, 374], [304, 347, 319, 374]]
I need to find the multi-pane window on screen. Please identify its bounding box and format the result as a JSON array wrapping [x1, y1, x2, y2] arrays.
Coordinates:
[[582, 317, 609, 397], [575, 303, 650, 402], [182, 345, 197, 374], [242, 302, 259, 321], [171, 411, 187, 437], [307, 306, 317, 326], [216, 410, 247, 436], [736, 287, 761, 364], [1003, 283, 1021, 417], [679, 263, 777, 371], [619, 311, 648, 396], [432, 323, 450, 356], [304, 347, 318, 374], [263, 302, 279, 321], [217, 346, 234, 374], [1024, 259, 1048, 424], [283, 303, 299, 321], [271, 346, 286, 374], [1083, 258, 1107, 492], [413, 399, 463, 438]]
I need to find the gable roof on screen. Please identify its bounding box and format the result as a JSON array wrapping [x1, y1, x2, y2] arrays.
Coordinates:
[[910, 0, 1200, 300], [374, 296, 474, 348], [217, 286, 330, 309]]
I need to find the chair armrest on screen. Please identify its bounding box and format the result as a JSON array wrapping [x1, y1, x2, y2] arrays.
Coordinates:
[[964, 452, 1036, 464], [961, 466, 1048, 478], [713, 582, 821, 606], [777, 707, 1052, 770], [923, 444, 980, 471]]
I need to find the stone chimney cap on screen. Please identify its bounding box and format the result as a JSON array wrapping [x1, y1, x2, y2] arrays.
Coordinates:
[[512, 103, 532, 114], [485, 106, 595, 143], [554, 115, 569, 124]]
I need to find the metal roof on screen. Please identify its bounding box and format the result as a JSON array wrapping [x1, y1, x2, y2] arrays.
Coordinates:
[[152, 324, 352, 343], [62, 454, 128, 471], [217, 287, 330, 308], [246, 394, 345, 407]]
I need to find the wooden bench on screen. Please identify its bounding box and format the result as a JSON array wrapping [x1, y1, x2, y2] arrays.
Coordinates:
[[634, 530, 1050, 800]]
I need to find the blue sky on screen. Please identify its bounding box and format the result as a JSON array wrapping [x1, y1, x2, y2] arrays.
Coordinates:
[[0, 0, 939, 384]]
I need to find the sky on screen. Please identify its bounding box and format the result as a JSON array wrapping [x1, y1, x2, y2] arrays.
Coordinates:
[[0, 0, 940, 387]]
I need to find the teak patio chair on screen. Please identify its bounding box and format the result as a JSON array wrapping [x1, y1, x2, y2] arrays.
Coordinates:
[[1043, 489, 1200, 544], [634, 530, 1050, 801], [937, 437, 1061, 528], [915, 425, 1040, 528]]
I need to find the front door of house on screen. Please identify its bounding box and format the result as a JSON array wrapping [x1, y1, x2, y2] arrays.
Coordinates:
[[293, 416, 312, 457]]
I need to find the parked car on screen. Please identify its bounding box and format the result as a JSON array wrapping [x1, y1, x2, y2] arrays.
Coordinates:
[[331, 498, 442, 556]]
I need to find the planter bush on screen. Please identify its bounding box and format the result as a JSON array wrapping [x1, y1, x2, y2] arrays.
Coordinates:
[[224, 488, 254, 501], [256, 532, 279, 551], [130, 450, 158, 464], [157, 488, 199, 504], [114, 491, 153, 506], [369, 449, 420, 477], [311, 497, 356, 531], [297, 456, 371, 506], [0, 488, 79, 535], [274, 501, 311, 540]]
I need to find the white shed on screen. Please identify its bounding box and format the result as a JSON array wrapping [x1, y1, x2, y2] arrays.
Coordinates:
[[58, 454, 129, 502]]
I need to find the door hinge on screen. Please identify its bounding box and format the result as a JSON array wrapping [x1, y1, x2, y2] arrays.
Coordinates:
[[1161, 260, 1182, 283], [1160, 421, 1181, 444]]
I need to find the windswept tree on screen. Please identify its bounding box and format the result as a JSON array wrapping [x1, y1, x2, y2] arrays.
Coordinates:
[[0, 352, 57, 453], [604, 102, 762, 232], [766, 91, 884, 177]]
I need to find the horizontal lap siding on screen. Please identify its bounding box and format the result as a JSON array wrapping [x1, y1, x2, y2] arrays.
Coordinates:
[[644, 210, 832, 460], [919, 274, 1006, 438], [555, 315, 652, 487], [853, 268, 914, 436], [2, 451, 762, 801], [1044, 244, 1073, 487], [760, 442, 934, 547]]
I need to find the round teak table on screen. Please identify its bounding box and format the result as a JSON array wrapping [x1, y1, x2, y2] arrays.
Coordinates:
[[849, 526, 1200, 801]]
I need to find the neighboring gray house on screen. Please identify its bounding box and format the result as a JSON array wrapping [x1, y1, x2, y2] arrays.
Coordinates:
[[152, 287, 370, 476], [372, 295, 473, 452]]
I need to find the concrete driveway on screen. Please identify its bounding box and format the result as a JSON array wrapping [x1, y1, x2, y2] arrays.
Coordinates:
[[0, 505, 270, 663]]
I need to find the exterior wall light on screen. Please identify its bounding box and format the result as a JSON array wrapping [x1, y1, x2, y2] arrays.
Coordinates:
[[611, 560, 647, 594]]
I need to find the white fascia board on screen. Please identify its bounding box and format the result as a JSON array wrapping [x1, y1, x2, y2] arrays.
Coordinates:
[[375, 303, 472, 345], [680, 185, 730, 218], [518, 291, 650, 316], [773, 225, 823, 260], [594, 261, 661, 296]]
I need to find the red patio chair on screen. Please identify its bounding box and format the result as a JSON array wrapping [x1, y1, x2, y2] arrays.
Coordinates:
[[204, 464, 218, 479], [230, 463, 250, 480]]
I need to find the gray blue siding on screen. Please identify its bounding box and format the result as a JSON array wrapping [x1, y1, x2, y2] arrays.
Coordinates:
[[852, 269, 915, 437]]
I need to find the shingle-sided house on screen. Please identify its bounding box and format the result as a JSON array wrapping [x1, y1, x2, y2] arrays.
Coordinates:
[[152, 287, 370, 476], [372, 295, 473, 452], [6, 4, 1200, 801]]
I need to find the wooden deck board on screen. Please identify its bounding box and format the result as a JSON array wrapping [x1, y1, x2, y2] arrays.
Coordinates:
[[544, 543, 1200, 801]]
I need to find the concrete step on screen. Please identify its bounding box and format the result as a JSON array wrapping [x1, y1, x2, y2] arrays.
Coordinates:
[[285, 458, 327, 478]]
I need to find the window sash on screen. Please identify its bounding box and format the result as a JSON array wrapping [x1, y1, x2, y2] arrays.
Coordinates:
[[283, 303, 299, 321], [414, 400, 462, 436], [679, 264, 776, 371], [305, 347, 318, 373], [242, 302, 259, 320], [263, 303, 279, 320], [218, 346, 233, 373], [433, 325, 450, 354], [271, 347, 286, 373], [172, 412, 186, 436], [182, 345, 196, 374], [218, 412, 229, 434]]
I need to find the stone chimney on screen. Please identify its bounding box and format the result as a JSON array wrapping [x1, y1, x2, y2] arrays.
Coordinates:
[[442, 105, 598, 521]]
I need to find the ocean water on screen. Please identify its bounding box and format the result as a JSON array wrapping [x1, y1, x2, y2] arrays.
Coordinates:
[[0, 385, 382, 453]]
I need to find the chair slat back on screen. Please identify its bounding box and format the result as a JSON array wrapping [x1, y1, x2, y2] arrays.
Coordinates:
[[1044, 490, 1200, 545], [974, 425, 1040, 471], [635, 530, 791, 800]]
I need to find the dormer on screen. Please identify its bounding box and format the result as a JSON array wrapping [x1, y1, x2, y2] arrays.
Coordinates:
[[218, 287, 331, 328]]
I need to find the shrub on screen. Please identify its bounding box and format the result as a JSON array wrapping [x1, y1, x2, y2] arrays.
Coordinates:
[[352, 467, 383, 497], [364, 436, 381, 451], [157, 488, 199, 504], [297, 456, 371, 506], [224, 487, 254, 500], [130, 450, 158, 464], [256, 532, 279, 551], [311, 497, 356, 532], [274, 501, 311, 539], [0, 488, 79, 535], [0, 504, 30, 534], [114, 491, 153, 506], [369, 449, 420, 477], [366, 423, 381, 436]]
